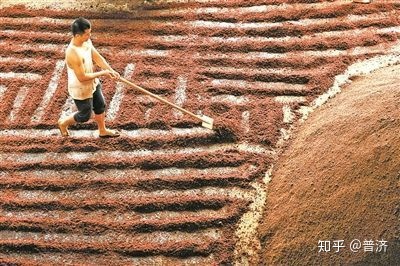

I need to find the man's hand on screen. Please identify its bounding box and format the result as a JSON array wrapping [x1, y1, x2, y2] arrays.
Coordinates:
[[110, 70, 120, 80], [103, 69, 120, 80]]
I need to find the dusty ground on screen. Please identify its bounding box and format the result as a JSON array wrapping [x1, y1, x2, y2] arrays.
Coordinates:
[[258, 63, 400, 265]]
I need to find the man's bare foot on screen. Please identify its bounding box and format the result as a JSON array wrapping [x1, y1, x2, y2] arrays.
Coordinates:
[[99, 128, 120, 138], [58, 118, 70, 137]]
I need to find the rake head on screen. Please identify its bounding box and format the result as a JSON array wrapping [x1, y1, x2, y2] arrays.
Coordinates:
[[200, 115, 214, 130]]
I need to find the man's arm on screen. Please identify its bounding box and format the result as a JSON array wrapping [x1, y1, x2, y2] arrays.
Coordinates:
[[67, 48, 111, 82], [92, 46, 120, 79]]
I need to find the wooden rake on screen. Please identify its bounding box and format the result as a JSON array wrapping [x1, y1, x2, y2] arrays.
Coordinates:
[[120, 77, 214, 130]]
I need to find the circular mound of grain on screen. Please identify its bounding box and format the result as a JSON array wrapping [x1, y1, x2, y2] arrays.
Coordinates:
[[258, 64, 400, 265]]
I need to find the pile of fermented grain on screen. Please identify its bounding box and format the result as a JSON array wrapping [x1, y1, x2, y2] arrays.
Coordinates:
[[0, 0, 144, 12], [259, 64, 400, 265]]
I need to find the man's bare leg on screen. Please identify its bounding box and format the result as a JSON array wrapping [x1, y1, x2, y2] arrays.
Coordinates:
[[93, 112, 120, 138], [58, 115, 75, 137]]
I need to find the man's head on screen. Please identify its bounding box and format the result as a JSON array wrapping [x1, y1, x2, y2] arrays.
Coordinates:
[[71, 17, 91, 41]]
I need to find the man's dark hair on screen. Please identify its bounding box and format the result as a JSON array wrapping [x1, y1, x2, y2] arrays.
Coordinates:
[[71, 17, 91, 36]]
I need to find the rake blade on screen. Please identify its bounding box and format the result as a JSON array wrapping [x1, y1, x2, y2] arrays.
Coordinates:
[[200, 115, 214, 130]]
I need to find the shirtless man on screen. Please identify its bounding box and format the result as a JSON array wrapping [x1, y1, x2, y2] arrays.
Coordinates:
[[58, 17, 120, 138]]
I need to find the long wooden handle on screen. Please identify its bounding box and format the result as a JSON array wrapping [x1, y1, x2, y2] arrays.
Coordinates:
[[119, 77, 201, 121]]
